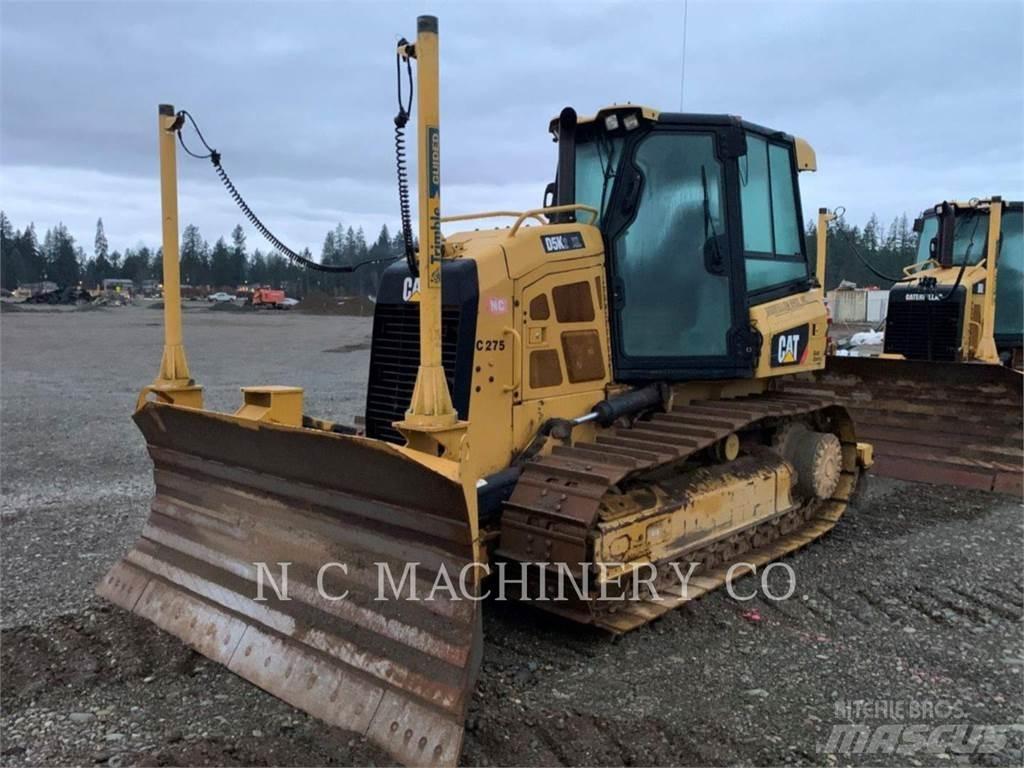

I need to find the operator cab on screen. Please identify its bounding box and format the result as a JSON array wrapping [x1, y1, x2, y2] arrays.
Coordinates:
[[897, 200, 1024, 361], [915, 200, 1024, 351], [550, 105, 818, 381]]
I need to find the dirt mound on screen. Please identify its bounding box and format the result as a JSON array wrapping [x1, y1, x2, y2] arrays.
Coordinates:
[[209, 301, 253, 312], [322, 341, 371, 354], [1, 606, 391, 768], [0, 608, 196, 710], [295, 291, 375, 316]]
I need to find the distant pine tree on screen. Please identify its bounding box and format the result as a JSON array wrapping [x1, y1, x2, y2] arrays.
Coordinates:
[[47, 223, 80, 287], [209, 237, 232, 288], [230, 225, 248, 286], [179, 225, 209, 286], [0, 211, 17, 290]]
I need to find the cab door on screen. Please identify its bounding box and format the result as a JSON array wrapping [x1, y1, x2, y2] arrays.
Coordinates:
[[604, 127, 755, 381]]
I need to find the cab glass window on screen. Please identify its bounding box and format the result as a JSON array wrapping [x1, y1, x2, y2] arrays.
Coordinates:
[[576, 136, 623, 225], [915, 216, 938, 261], [769, 144, 801, 256], [740, 138, 772, 253], [739, 134, 808, 293], [614, 132, 731, 358], [995, 209, 1023, 339], [951, 211, 989, 265], [916, 211, 990, 266]]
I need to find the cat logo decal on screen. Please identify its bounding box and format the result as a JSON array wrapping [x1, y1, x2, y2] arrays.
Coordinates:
[[771, 324, 809, 367]]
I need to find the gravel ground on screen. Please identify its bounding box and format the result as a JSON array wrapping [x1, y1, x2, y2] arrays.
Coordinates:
[[2, 305, 1022, 767]]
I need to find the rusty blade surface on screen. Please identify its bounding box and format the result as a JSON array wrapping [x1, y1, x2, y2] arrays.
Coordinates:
[[783, 356, 1023, 494], [97, 402, 482, 767]]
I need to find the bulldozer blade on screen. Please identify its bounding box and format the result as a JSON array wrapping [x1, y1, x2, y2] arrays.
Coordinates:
[[784, 356, 1023, 494], [98, 402, 482, 767]]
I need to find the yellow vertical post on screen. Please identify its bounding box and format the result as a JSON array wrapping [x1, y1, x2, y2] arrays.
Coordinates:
[[138, 104, 202, 409], [974, 198, 1002, 363], [815, 207, 835, 288], [415, 16, 445, 380], [395, 16, 466, 455]]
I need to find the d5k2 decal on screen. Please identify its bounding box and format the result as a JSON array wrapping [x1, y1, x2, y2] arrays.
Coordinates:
[[541, 232, 585, 253], [771, 324, 810, 367]]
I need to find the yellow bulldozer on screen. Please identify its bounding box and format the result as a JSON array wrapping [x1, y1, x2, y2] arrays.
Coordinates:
[[790, 199, 1023, 494], [99, 15, 872, 766]]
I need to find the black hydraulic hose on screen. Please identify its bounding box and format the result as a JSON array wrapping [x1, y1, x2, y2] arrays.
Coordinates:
[[829, 207, 908, 285], [174, 109, 399, 274], [394, 41, 417, 276]]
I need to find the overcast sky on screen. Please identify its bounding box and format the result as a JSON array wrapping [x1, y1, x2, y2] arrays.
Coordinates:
[[2, 0, 1022, 255]]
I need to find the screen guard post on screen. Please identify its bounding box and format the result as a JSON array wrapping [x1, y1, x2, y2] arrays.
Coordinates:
[[395, 15, 469, 457], [137, 104, 203, 410]]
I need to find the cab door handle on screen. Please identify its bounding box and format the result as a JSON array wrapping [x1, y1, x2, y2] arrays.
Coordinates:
[[612, 277, 626, 310]]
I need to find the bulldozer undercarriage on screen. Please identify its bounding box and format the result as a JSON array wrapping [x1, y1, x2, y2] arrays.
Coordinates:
[[499, 392, 860, 632]]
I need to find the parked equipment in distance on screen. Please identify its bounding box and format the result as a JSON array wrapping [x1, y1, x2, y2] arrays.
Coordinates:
[[250, 287, 286, 308]]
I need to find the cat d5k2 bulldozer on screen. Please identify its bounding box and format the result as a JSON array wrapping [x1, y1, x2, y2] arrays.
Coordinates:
[[98, 15, 870, 767], [789, 199, 1023, 494]]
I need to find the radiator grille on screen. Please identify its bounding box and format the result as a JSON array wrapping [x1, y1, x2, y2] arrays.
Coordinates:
[[364, 303, 463, 444], [883, 290, 964, 362]]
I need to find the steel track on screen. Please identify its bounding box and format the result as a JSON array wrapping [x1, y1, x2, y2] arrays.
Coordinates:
[[498, 393, 860, 632]]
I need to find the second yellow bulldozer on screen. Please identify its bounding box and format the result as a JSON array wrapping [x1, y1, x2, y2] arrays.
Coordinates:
[[99, 15, 870, 767], [790, 198, 1023, 494]]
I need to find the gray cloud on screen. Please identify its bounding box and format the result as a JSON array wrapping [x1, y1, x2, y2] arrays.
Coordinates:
[[2, 0, 1022, 254]]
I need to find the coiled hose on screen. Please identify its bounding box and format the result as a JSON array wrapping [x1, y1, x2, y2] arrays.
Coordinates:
[[174, 109, 398, 275], [394, 41, 417, 276]]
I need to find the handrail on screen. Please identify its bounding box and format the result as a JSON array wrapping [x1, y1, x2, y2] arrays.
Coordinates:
[[508, 205, 599, 237], [439, 210, 546, 225], [502, 326, 522, 394], [902, 258, 938, 277], [903, 256, 988, 278]]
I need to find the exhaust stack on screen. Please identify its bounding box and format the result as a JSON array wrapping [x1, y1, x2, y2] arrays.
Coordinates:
[[815, 207, 835, 287]]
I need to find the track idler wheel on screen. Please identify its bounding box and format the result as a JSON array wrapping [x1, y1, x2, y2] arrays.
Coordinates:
[[777, 424, 843, 500]]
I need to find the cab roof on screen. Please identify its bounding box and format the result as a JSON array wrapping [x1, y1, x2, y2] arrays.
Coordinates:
[[550, 104, 817, 172]]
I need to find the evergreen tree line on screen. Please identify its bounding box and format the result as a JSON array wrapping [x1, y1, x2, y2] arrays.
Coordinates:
[[806, 213, 920, 290], [0, 213, 406, 297], [1, 210, 921, 295]]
